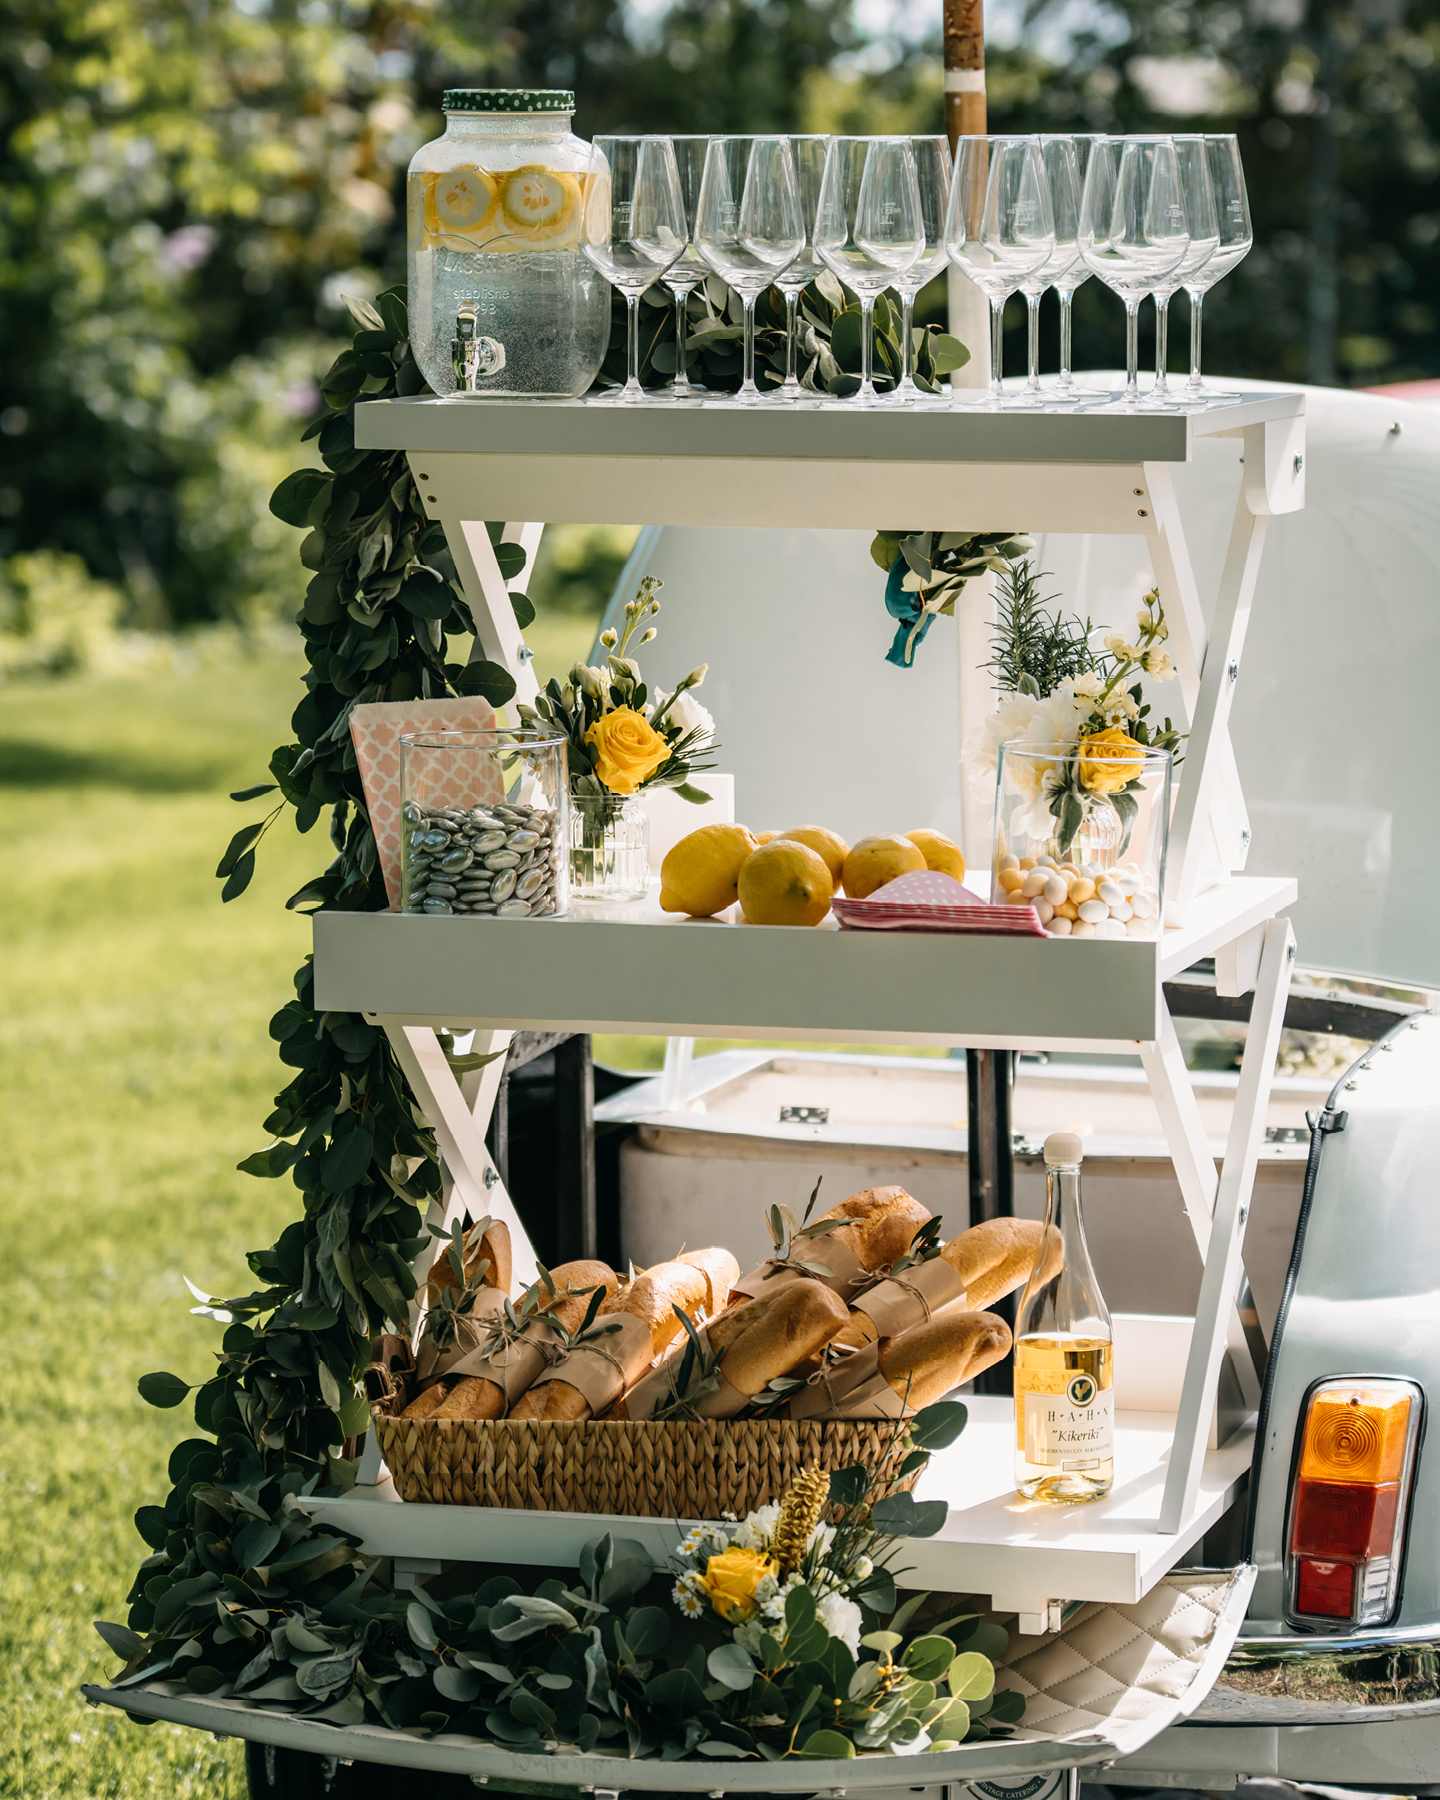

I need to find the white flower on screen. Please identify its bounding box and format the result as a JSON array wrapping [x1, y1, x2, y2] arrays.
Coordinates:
[[816, 1592, 863, 1655], [733, 1504, 780, 1550], [1104, 634, 1141, 661], [851, 1556, 873, 1581], [1144, 649, 1176, 680], [1066, 670, 1104, 700], [664, 688, 715, 747], [807, 1522, 836, 1558], [673, 1577, 706, 1617], [962, 691, 1047, 803]]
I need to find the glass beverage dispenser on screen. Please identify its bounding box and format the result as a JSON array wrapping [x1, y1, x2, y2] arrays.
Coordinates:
[[407, 89, 610, 399]]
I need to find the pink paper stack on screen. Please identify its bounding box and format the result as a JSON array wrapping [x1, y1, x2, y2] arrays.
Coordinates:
[[831, 870, 1049, 936]]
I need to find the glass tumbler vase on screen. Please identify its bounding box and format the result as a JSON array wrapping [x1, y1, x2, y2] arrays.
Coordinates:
[[400, 729, 569, 918], [569, 792, 650, 902], [991, 740, 1172, 939]]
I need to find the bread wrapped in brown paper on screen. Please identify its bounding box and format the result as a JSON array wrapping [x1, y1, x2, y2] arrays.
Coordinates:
[[787, 1309, 1012, 1421], [423, 1258, 618, 1421], [509, 1253, 738, 1422], [420, 1217, 513, 1306], [832, 1217, 1063, 1351], [614, 1280, 850, 1420], [733, 1185, 931, 1302]]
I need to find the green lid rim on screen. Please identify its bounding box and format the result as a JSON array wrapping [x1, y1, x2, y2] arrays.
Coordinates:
[[442, 88, 575, 114]]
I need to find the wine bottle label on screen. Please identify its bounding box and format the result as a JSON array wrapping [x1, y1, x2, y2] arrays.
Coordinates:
[[1021, 1373, 1114, 1470]]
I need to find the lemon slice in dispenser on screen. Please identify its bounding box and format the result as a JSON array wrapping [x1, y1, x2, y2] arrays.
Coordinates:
[[422, 167, 499, 245], [495, 165, 581, 247]]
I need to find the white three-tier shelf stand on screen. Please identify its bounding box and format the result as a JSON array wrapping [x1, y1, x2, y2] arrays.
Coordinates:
[[92, 391, 1307, 1792]]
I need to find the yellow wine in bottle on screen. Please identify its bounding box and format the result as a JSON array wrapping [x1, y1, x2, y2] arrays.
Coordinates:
[[1014, 1134, 1114, 1502]]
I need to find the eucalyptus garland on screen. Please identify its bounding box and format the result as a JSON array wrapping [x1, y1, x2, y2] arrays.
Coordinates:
[[99, 283, 1014, 1766], [108, 285, 524, 1666]]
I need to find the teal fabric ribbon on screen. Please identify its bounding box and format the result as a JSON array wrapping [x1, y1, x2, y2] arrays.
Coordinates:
[[884, 556, 933, 668]]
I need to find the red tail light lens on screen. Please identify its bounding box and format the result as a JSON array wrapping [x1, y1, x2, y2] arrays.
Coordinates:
[[1285, 1377, 1422, 1629]]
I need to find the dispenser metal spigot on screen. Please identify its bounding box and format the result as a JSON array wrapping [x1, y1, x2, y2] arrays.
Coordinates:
[[451, 306, 505, 393]]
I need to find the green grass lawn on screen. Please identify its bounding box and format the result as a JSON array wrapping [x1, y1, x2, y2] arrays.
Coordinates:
[[0, 607, 610, 1798], [0, 612, 935, 1796]]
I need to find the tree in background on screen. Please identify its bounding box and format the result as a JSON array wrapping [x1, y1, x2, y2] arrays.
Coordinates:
[[0, 0, 1436, 644]]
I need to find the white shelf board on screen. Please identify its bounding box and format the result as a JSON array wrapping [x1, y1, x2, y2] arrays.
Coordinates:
[[353, 392, 1303, 533], [298, 1398, 1252, 1610], [312, 875, 1295, 1051], [355, 391, 1303, 464]]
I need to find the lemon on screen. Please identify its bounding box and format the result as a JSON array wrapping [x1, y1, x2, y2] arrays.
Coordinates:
[[777, 825, 849, 885], [841, 833, 925, 898], [659, 823, 759, 917], [421, 167, 499, 244], [905, 829, 966, 883], [497, 165, 581, 247], [752, 830, 782, 846], [738, 839, 833, 927]]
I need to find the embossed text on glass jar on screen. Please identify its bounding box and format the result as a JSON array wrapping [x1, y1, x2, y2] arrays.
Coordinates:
[[407, 89, 610, 399], [400, 729, 569, 918]]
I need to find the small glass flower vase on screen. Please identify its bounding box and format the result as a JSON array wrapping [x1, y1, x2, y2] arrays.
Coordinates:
[[991, 740, 1172, 939], [569, 791, 650, 903]]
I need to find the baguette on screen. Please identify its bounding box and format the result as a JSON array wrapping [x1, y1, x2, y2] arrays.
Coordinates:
[[428, 1259, 618, 1421], [832, 1217, 1062, 1350], [509, 1256, 725, 1422], [879, 1310, 1013, 1409], [420, 1217, 513, 1305], [677, 1245, 741, 1313], [734, 1185, 931, 1300], [400, 1379, 453, 1420], [787, 1309, 1011, 1420], [613, 1281, 850, 1420]]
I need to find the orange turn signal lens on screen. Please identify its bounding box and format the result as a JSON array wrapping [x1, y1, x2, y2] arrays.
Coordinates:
[[1298, 1384, 1413, 1485], [1286, 1376, 1423, 1628]]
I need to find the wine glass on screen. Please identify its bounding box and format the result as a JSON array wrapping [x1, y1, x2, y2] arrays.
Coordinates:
[[1048, 135, 1109, 399], [1077, 135, 1190, 410], [942, 135, 1055, 409], [815, 136, 924, 405], [1145, 135, 1219, 408], [581, 136, 687, 404], [1016, 137, 1084, 406], [772, 135, 829, 400], [695, 136, 804, 405], [887, 136, 951, 404], [1185, 134, 1253, 402], [658, 136, 713, 400]]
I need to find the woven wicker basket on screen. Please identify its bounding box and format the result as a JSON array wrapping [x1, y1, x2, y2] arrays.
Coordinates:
[[372, 1395, 915, 1518]]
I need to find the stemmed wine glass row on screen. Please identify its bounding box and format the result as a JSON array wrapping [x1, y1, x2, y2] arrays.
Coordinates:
[[579, 132, 1252, 410]]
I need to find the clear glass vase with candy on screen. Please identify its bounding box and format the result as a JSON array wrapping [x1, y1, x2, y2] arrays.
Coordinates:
[[400, 728, 569, 919], [991, 741, 1172, 938]]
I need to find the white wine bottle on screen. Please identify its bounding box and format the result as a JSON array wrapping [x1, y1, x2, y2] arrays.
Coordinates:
[[1014, 1132, 1114, 1502]]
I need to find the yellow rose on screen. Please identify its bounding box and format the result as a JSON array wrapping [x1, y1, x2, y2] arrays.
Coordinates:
[[702, 1547, 777, 1623], [584, 706, 671, 796], [1078, 728, 1146, 795]]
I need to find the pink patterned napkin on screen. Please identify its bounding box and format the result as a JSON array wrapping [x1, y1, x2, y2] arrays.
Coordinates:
[[833, 869, 1048, 936], [350, 698, 502, 909]]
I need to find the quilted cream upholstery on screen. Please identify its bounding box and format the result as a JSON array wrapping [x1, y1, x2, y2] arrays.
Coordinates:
[[996, 1570, 1244, 1752]]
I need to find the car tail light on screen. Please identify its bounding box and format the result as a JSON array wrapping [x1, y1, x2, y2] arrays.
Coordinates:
[[1285, 1377, 1422, 1628]]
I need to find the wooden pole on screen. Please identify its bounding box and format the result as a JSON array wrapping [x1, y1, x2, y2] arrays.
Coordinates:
[[944, 0, 987, 146], [944, 0, 988, 387]]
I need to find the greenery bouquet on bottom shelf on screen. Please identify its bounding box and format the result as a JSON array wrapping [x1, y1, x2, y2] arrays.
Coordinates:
[[97, 1396, 1024, 1761]]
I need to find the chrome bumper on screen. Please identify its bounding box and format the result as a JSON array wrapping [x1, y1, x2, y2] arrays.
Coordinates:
[[1189, 1620, 1440, 1726]]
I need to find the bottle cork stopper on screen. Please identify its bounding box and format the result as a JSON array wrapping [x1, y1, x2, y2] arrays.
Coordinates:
[[1044, 1131, 1085, 1167]]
